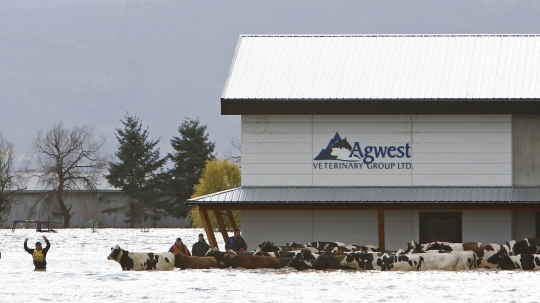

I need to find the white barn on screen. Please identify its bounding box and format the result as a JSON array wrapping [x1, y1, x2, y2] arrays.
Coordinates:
[[188, 35, 540, 251]]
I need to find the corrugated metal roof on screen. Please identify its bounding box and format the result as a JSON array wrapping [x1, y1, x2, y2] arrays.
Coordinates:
[[222, 35, 540, 100], [187, 186, 540, 204]]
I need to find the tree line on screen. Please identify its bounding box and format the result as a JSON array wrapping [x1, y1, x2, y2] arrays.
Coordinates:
[[0, 113, 241, 228]]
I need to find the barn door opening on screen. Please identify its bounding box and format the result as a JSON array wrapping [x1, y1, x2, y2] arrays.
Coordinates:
[[419, 212, 462, 243]]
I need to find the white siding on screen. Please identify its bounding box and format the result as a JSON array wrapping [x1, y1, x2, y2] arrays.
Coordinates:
[[241, 115, 512, 186], [385, 210, 417, 251], [462, 210, 512, 243], [242, 210, 378, 247], [242, 210, 512, 250]]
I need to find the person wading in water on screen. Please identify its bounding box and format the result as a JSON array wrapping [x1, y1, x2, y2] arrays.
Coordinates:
[[24, 235, 50, 270]]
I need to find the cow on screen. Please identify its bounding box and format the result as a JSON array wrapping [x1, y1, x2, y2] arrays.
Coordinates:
[[205, 248, 225, 263], [174, 251, 218, 269], [107, 245, 174, 271], [507, 237, 540, 255], [220, 251, 281, 269], [339, 252, 384, 270], [487, 246, 540, 270], [287, 249, 319, 270], [405, 241, 503, 269], [378, 253, 423, 271], [287, 249, 345, 270], [418, 252, 473, 271], [404, 241, 463, 253]]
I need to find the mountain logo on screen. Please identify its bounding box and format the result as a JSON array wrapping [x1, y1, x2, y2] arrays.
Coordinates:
[[314, 132, 412, 164], [314, 133, 358, 162]]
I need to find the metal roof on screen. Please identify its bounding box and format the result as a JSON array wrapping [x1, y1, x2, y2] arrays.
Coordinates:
[[187, 186, 540, 204], [222, 35, 540, 100]]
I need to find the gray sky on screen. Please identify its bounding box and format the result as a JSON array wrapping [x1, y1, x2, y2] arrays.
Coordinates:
[[1, 0, 539, 162]]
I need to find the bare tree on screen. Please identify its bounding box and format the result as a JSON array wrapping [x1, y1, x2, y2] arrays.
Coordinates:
[[0, 135, 25, 224], [224, 136, 241, 167], [33, 123, 106, 227]]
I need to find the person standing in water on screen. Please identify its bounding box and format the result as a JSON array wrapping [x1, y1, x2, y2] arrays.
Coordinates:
[[24, 235, 50, 270]]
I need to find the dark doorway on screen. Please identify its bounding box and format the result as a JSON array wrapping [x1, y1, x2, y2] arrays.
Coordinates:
[[536, 212, 540, 238], [420, 212, 462, 243]]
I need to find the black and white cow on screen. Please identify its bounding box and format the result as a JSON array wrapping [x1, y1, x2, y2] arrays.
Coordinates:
[[340, 252, 422, 271], [487, 246, 540, 270], [418, 252, 475, 271], [405, 241, 463, 253], [378, 253, 423, 271], [107, 245, 174, 271], [507, 237, 540, 255], [287, 249, 320, 270], [340, 252, 382, 270]]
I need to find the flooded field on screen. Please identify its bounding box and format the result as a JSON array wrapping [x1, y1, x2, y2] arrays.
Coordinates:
[[0, 228, 539, 302]]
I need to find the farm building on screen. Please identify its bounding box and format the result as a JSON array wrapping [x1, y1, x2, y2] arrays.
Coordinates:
[[188, 35, 540, 251], [4, 176, 190, 229]]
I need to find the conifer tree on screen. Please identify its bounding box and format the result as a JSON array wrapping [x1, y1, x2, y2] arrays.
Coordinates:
[[165, 118, 215, 218], [106, 114, 167, 227]]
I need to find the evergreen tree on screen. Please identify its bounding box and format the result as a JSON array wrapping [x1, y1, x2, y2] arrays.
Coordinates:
[[105, 114, 167, 227], [165, 118, 215, 218]]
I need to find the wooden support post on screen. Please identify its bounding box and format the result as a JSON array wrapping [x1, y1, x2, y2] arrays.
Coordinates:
[[226, 210, 238, 230], [200, 209, 218, 249], [213, 210, 230, 244], [378, 209, 385, 252]]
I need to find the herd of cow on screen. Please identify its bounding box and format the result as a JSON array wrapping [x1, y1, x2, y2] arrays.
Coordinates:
[[107, 237, 540, 272]]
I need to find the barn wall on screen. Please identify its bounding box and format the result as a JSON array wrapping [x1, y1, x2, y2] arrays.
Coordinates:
[[513, 115, 540, 186], [461, 210, 512, 244], [3, 192, 190, 229], [242, 115, 512, 187], [512, 210, 536, 240], [242, 209, 514, 251], [241, 210, 378, 248], [385, 210, 417, 251]]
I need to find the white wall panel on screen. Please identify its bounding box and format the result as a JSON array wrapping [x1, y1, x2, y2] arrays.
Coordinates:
[[313, 175, 412, 186], [241, 115, 512, 187], [412, 122, 510, 133], [242, 153, 312, 164], [313, 122, 411, 133], [242, 174, 312, 186], [462, 210, 512, 243], [412, 175, 511, 186], [242, 164, 312, 175]]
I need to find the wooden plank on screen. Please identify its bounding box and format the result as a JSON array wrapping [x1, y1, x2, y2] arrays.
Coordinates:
[[378, 209, 385, 252], [227, 210, 239, 230], [199, 209, 218, 249], [213, 210, 230, 244]]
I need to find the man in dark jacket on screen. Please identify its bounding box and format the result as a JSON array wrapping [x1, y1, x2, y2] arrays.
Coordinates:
[[24, 235, 50, 270], [192, 233, 211, 256], [225, 228, 247, 252]]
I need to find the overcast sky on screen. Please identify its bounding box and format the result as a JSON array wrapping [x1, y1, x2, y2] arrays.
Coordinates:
[[1, 0, 539, 163]]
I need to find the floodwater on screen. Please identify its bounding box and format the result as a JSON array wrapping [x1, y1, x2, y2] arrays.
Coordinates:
[[0, 228, 539, 303]]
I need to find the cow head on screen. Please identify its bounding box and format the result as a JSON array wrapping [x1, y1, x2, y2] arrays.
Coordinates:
[[406, 241, 423, 253], [340, 252, 360, 269], [288, 249, 317, 270], [220, 251, 237, 268], [205, 248, 225, 263], [486, 245, 509, 266], [108, 245, 123, 261]]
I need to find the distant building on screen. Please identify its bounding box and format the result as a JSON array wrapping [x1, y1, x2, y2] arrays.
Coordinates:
[[4, 176, 190, 228], [189, 35, 540, 250]]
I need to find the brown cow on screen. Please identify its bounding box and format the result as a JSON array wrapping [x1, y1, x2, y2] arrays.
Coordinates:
[[220, 251, 281, 269], [174, 252, 218, 269]]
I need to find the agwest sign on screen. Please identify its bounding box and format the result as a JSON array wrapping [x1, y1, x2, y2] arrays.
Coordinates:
[[313, 133, 412, 170]]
